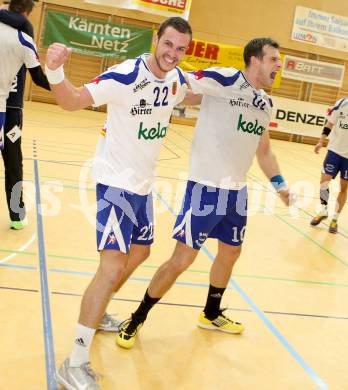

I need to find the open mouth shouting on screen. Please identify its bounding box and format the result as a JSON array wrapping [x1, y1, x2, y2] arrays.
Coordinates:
[[270, 71, 278, 80]]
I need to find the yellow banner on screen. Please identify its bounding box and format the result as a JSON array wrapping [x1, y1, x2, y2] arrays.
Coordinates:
[[180, 39, 282, 88], [85, 0, 191, 19], [132, 0, 191, 18]]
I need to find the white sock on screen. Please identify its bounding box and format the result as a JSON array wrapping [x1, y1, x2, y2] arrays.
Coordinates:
[[319, 205, 328, 216], [332, 212, 340, 221], [69, 323, 96, 367]]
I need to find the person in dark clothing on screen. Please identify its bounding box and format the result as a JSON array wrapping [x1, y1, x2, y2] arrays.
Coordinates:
[[0, 0, 50, 229]]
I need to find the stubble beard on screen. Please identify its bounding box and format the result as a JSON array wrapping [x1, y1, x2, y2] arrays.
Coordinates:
[[154, 51, 176, 74]]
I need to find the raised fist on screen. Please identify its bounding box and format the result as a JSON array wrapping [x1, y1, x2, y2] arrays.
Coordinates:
[[46, 43, 72, 70]]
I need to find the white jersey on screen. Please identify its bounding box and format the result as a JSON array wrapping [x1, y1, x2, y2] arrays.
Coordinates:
[[326, 98, 348, 159], [0, 22, 40, 111], [187, 67, 272, 189], [85, 54, 187, 195]]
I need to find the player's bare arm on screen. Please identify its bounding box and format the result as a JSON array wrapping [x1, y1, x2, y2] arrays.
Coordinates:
[[314, 121, 333, 154], [179, 72, 202, 105], [181, 89, 202, 105], [45, 43, 93, 111], [256, 130, 291, 206], [256, 130, 281, 176]]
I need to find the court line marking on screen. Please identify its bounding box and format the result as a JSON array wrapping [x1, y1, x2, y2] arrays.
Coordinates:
[[48, 264, 348, 290], [3, 247, 347, 287], [170, 127, 321, 180], [155, 190, 328, 390], [272, 142, 325, 177], [247, 171, 348, 238], [26, 118, 338, 386], [270, 211, 348, 267], [0, 263, 36, 270], [169, 127, 348, 225], [0, 234, 36, 264], [49, 268, 214, 288], [33, 157, 57, 390], [17, 124, 338, 386], [298, 207, 348, 239], [1, 282, 346, 322], [169, 128, 348, 230], [0, 285, 38, 293], [51, 291, 348, 321]]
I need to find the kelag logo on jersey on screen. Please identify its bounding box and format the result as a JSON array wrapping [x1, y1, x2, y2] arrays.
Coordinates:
[[237, 114, 265, 136], [138, 122, 167, 140], [339, 121, 348, 130], [130, 99, 152, 116]]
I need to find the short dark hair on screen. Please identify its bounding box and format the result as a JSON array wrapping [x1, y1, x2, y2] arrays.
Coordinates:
[[243, 38, 279, 67], [157, 17, 192, 41], [9, 0, 35, 14]]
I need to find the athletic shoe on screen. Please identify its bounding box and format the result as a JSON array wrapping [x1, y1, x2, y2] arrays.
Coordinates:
[[10, 218, 28, 230], [97, 313, 122, 332], [116, 317, 143, 349], [310, 214, 327, 226], [328, 219, 338, 234], [197, 310, 245, 334], [56, 358, 100, 390]]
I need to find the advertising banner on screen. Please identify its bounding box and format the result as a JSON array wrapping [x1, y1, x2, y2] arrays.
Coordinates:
[[282, 55, 345, 87], [84, 0, 192, 20], [163, 39, 282, 88], [43, 10, 153, 59], [292, 6, 348, 52], [176, 96, 329, 138], [270, 96, 329, 136]]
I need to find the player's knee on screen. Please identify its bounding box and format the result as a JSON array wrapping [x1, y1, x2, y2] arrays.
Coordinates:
[[106, 266, 125, 288], [168, 253, 193, 275], [230, 245, 242, 261], [218, 245, 242, 265], [100, 258, 126, 288]]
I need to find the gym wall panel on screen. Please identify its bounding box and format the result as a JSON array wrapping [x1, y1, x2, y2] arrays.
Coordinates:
[[187, 0, 348, 106], [189, 0, 348, 61], [41, 0, 163, 23], [26, 0, 348, 108], [29, 2, 156, 110]]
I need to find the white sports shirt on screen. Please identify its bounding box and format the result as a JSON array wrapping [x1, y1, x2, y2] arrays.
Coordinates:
[[0, 22, 40, 112], [187, 67, 273, 189], [85, 54, 187, 195], [326, 98, 348, 159]]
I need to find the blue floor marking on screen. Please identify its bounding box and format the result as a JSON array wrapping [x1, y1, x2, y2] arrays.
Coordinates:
[[34, 158, 57, 390], [155, 189, 328, 390]]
